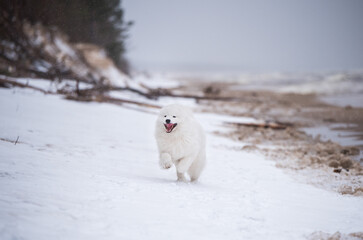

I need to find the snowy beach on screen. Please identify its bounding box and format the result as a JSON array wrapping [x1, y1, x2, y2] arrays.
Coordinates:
[[2, 1, 363, 239], [1, 81, 363, 239]]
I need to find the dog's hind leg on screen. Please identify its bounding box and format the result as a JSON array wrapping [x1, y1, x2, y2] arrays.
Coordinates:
[[176, 171, 187, 182], [188, 167, 202, 182], [176, 156, 194, 173], [175, 155, 195, 182], [188, 152, 206, 182]]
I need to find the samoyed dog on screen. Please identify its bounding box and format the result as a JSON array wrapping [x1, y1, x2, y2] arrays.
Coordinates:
[[155, 104, 206, 182]]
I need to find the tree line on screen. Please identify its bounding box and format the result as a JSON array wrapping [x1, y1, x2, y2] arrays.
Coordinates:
[[0, 0, 132, 74]]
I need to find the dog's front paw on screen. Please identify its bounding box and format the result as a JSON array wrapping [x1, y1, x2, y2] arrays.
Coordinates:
[[159, 153, 172, 169], [160, 160, 172, 169]]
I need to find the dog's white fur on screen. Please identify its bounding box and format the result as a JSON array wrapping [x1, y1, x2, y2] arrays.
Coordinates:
[[155, 104, 206, 182]]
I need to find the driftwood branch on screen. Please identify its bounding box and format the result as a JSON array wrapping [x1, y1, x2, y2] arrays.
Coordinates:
[[158, 92, 241, 101], [0, 77, 161, 109], [0, 77, 49, 94], [74, 83, 245, 102], [76, 85, 157, 99], [225, 121, 293, 130], [77, 85, 243, 102], [1, 77, 243, 111], [65, 95, 161, 109]]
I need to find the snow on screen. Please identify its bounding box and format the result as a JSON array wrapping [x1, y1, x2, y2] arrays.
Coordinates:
[[100, 65, 128, 88], [0, 75, 93, 93], [131, 73, 181, 89], [1, 87, 363, 240], [54, 38, 77, 59]]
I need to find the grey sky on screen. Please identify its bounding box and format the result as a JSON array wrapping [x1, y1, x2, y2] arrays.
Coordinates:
[[123, 0, 363, 73]]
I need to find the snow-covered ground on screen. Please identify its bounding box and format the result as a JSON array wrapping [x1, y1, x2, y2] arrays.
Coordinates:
[[1, 87, 363, 240]]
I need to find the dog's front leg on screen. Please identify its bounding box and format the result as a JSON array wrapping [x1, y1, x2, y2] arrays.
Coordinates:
[[159, 152, 172, 169]]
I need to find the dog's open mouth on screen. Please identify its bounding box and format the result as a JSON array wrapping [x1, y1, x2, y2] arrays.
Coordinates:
[[164, 123, 177, 133]]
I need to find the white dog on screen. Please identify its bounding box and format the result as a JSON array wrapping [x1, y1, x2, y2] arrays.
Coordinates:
[[155, 104, 206, 182]]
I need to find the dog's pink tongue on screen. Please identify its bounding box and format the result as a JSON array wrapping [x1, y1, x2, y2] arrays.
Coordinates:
[[165, 123, 174, 132]]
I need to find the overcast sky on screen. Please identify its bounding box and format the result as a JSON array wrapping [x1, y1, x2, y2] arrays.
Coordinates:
[[123, 0, 363, 73]]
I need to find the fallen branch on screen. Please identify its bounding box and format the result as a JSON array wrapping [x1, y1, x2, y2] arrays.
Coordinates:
[[158, 92, 242, 101], [1, 77, 161, 109], [75, 85, 243, 102], [0, 77, 50, 94], [0, 137, 22, 145], [76, 85, 157, 99], [65, 94, 161, 109], [225, 121, 292, 130], [1, 75, 244, 113]]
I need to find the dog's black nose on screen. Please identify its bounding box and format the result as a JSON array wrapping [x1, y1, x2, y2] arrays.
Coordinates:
[[165, 119, 171, 124]]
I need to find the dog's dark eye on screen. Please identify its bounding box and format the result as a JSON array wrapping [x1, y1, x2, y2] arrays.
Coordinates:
[[164, 115, 167, 117], [173, 116, 176, 118]]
